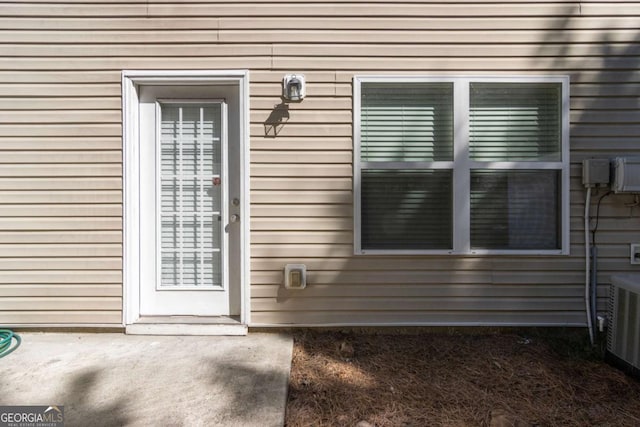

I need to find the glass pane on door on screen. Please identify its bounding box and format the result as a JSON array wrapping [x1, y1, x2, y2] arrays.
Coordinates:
[[158, 102, 224, 287]]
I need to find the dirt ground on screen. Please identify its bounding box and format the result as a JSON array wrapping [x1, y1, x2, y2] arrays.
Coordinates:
[[285, 330, 640, 427]]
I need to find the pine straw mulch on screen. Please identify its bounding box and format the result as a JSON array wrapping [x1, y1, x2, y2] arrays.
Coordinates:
[[285, 330, 640, 427]]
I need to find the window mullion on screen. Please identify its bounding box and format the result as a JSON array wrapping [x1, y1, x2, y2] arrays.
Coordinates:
[[199, 106, 204, 287], [453, 80, 471, 254], [178, 106, 184, 285]]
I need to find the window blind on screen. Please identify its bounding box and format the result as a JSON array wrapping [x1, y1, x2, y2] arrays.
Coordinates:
[[469, 83, 561, 162], [359, 83, 454, 250], [361, 170, 453, 250], [159, 104, 222, 286], [361, 83, 454, 162], [470, 170, 560, 250]]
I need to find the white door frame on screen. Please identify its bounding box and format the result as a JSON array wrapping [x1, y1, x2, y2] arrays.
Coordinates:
[[122, 70, 251, 326]]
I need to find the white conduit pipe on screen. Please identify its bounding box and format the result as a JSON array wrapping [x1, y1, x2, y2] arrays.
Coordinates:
[[584, 187, 595, 346]]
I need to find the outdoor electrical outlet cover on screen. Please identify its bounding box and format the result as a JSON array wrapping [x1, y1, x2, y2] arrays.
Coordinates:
[[284, 264, 307, 289], [631, 244, 640, 265]]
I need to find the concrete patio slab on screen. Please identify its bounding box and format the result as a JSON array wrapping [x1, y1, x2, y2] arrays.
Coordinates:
[[0, 332, 292, 427]]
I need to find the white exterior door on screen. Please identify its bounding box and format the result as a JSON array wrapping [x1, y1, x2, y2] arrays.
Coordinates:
[[139, 89, 234, 316], [123, 71, 249, 329]]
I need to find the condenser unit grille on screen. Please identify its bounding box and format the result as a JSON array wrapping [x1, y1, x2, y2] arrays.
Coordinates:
[[607, 275, 640, 376]]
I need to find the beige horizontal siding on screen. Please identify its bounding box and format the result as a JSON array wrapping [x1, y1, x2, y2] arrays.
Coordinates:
[[0, 205, 121, 217], [0, 13, 124, 327], [4, 56, 640, 72], [3, 3, 639, 18], [249, 311, 589, 327], [0, 138, 122, 150], [0, 271, 121, 283], [0, 297, 121, 311], [227, 29, 640, 44], [252, 283, 613, 298], [0, 219, 121, 232], [1, 0, 638, 327], [0, 125, 121, 138], [1, 111, 121, 124], [0, 231, 121, 243], [0, 165, 120, 176], [3, 15, 639, 31], [0, 178, 121, 190], [0, 0, 633, 4], [0, 58, 273, 70], [0, 244, 121, 256], [250, 177, 351, 191], [0, 84, 120, 97], [252, 164, 352, 178], [4, 43, 640, 59], [0, 284, 121, 297], [251, 137, 351, 150], [0, 29, 635, 44], [0, 258, 121, 270], [251, 257, 636, 272], [1, 98, 121, 110], [251, 218, 352, 231], [0, 151, 120, 163], [0, 190, 121, 204], [0, 44, 272, 57], [251, 191, 352, 204]]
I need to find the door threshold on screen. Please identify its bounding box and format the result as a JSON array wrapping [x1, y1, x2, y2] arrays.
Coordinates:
[[126, 316, 247, 336]]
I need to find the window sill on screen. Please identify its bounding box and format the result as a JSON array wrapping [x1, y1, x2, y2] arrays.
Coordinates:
[[355, 249, 569, 256]]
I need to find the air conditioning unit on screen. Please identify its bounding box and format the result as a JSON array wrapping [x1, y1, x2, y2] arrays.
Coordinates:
[[612, 157, 640, 193], [606, 274, 640, 378]]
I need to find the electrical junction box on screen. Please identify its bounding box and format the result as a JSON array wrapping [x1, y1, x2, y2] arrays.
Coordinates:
[[284, 264, 307, 289], [631, 244, 640, 265], [613, 157, 640, 193], [582, 158, 610, 187]]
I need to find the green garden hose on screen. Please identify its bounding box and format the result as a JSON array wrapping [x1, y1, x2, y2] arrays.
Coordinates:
[[0, 329, 21, 358]]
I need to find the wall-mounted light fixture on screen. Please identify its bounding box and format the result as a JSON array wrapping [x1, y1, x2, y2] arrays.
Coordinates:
[[282, 74, 306, 102]]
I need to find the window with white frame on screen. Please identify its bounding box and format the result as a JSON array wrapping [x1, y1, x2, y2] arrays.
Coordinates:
[[353, 76, 569, 255]]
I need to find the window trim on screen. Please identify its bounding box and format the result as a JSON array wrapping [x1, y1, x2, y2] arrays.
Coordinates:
[[353, 75, 570, 256]]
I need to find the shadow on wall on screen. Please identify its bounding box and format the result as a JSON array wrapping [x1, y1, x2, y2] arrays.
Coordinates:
[[538, 5, 640, 277], [266, 3, 640, 325], [538, 4, 640, 146], [263, 102, 290, 137]]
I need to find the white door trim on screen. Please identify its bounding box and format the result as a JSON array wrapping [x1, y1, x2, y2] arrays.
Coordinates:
[[122, 70, 251, 327]]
